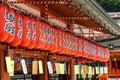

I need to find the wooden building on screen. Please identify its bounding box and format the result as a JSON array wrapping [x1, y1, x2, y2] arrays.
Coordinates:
[[0, 0, 120, 80]]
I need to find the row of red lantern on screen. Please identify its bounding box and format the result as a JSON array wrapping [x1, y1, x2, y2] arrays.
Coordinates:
[[0, 4, 109, 62]]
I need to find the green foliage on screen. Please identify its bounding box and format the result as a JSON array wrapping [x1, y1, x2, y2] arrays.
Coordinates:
[[95, 0, 120, 12]]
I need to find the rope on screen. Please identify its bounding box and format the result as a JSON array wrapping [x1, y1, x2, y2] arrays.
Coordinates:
[[5, 0, 71, 4]]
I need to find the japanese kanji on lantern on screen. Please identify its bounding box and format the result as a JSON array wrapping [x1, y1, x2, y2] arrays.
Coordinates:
[[57, 30, 64, 54], [0, 5, 16, 43], [104, 47, 109, 62], [39, 22, 47, 50], [66, 33, 71, 55], [50, 27, 58, 53], [43, 23, 51, 50], [91, 44, 97, 60], [60, 31, 66, 54], [19, 15, 31, 47], [9, 13, 23, 46], [105, 48, 109, 61], [74, 36, 78, 56], [77, 38, 83, 57], [62, 32, 68, 55], [101, 47, 105, 62], [88, 42, 95, 59], [97, 46, 101, 61], [26, 18, 36, 49], [67, 33, 73, 55], [4, 7, 15, 43], [83, 40, 91, 58], [69, 35, 74, 55], [0, 4, 9, 42], [97, 46, 103, 61]]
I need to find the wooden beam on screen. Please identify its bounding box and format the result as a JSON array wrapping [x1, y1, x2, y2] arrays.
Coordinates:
[[78, 25, 85, 37], [26, 4, 72, 24]]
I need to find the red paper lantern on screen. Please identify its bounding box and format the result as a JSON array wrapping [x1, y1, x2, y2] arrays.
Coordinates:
[[82, 40, 91, 58], [97, 46, 101, 61], [98, 47, 104, 62], [61, 32, 68, 55], [77, 38, 83, 57], [66, 33, 72, 55], [74, 36, 78, 56], [72, 35, 76, 56], [38, 22, 47, 50], [70, 35, 75, 56], [103, 48, 109, 62], [65, 33, 71, 55], [90, 43, 97, 60], [9, 13, 23, 46], [57, 30, 65, 54], [106, 48, 109, 61], [50, 27, 59, 53], [59, 31, 66, 54], [101, 47, 105, 62], [0, 5, 9, 42], [43, 23, 51, 50], [49, 26, 55, 53], [67, 33, 72, 55], [78, 58, 85, 64], [19, 16, 31, 47], [69, 34, 74, 55], [35, 20, 43, 49], [26, 18, 36, 49], [3, 7, 16, 43]]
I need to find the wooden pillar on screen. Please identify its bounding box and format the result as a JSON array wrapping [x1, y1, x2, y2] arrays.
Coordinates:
[[40, 4, 48, 19], [39, 52, 48, 80], [109, 57, 112, 74], [0, 47, 10, 80], [106, 62, 109, 80], [70, 56, 75, 80]]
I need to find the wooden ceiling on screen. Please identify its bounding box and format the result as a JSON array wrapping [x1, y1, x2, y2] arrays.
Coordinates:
[[6, 0, 114, 36]]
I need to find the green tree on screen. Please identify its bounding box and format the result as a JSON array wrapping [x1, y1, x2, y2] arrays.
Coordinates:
[[95, 0, 120, 12]]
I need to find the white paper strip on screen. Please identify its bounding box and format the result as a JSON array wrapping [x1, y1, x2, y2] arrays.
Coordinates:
[[81, 65, 84, 74], [96, 67, 100, 74], [74, 65, 80, 74], [82, 74, 86, 79], [92, 67, 95, 75], [47, 61, 53, 74], [100, 67, 104, 74], [88, 66, 92, 75], [5, 57, 12, 73], [21, 59, 28, 74], [55, 63, 60, 74], [104, 67, 108, 74], [32, 61, 38, 75], [60, 63, 65, 74], [39, 60, 43, 74], [9, 60, 14, 76]]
